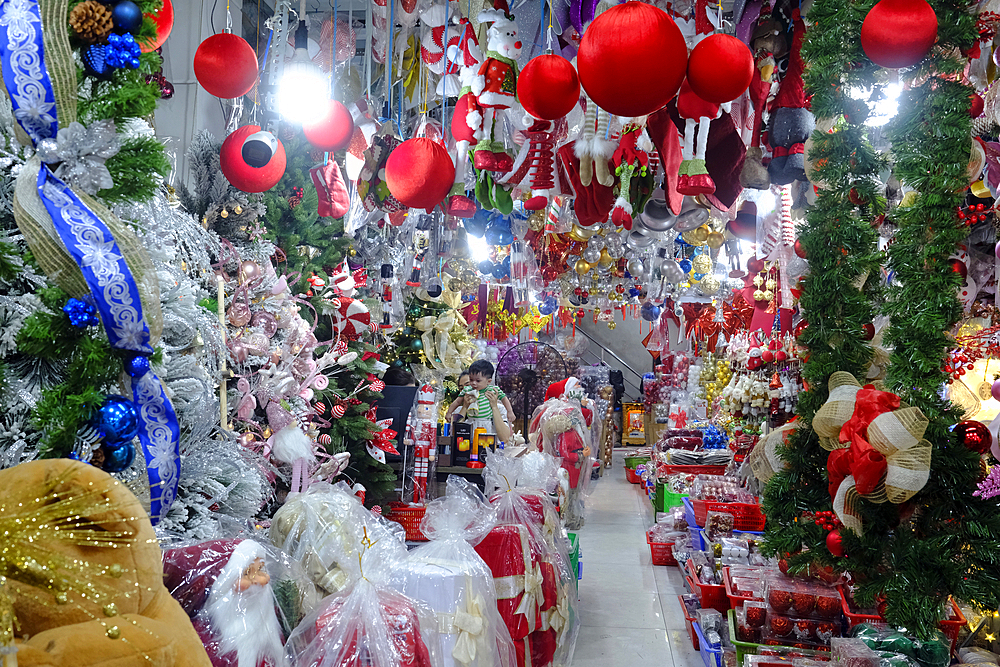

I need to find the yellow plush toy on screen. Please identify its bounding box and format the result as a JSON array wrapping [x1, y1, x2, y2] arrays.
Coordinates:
[[0, 459, 211, 667]]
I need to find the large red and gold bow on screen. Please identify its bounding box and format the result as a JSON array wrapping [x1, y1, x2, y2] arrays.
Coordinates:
[[813, 372, 931, 535], [681, 303, 721, 352]]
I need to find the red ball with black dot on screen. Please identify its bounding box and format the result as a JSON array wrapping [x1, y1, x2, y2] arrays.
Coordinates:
[[768, 589, 794, 613]]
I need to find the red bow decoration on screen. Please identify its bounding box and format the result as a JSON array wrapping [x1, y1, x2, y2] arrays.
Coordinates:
[[361, 350, 380, 362], [826, 386, 901, 498], [670, 409, 687, 428], [371, 417, 399, 454], [681, 303, 721, 352], [723, 294, 754, 337]]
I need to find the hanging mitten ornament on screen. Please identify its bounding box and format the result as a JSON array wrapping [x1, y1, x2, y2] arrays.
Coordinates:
[[471, 10, 521, 173], [767, 10, 814, 185]]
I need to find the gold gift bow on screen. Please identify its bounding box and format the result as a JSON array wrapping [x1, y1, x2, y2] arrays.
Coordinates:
[[541, 585, 570, 646], [812, 372, 932, 535], [452, 591, 490, 667], [416, 302, 472, 374], [494, 567, 545, 631]]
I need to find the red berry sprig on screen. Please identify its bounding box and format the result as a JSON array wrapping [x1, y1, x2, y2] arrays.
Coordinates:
[[957, 202, 991, 226], [812, 510, 842, 532]]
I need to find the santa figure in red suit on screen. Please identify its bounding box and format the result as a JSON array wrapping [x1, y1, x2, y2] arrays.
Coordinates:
[[163, 539, 288, 667], [526, 377, 594, 528]]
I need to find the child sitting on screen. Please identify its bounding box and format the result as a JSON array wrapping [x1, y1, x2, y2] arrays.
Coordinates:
[[445, 360, 514, 442]]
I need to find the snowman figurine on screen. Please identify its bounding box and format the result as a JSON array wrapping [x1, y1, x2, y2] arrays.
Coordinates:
[[470, 9, 521, 173]]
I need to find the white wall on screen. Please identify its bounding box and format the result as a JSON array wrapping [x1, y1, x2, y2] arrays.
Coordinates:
[[154, 0, 237, 187]]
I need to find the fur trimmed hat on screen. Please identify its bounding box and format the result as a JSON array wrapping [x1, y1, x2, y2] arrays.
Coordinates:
[[163, 539, 266, 617]]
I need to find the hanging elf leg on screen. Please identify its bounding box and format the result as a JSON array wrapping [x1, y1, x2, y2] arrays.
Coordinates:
[[612, 161, 637, 229]]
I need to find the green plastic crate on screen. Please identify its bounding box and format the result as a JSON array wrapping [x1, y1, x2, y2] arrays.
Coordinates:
[[726, 609, 829, 663], [653, 482, 688, 512], [567, 532, 581, 584], [624, 455, 650, 470]]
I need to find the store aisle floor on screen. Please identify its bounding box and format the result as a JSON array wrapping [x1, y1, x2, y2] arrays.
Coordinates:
[[572, 450, 701, 667]]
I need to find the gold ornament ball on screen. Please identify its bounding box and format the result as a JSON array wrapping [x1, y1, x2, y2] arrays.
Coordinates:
[[574, 259, 593, 275], [448, 278, 463, 291], [762, 289, 774, 301], [706, 231, 726, 249], [692, 254, 713, 274], [700, 276, 721, 295], [765, 278, 777, 290], [753, 274, 764, 287], [608, 321, 617, 330], [220, 209, 229, 218], [528, 211, 545, 231], [683, 225, 710, 245], [234, 205, 243, 215], [753, 289, 766, 301]]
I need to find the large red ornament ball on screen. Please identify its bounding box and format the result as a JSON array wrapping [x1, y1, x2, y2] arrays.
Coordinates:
[[687, 34, 754, 104], [794, 238, 807, 259], [519, 54, 580, 120], [577, 1, 687, 117], [861, 0, 938, 69], [953, 420, 992, 454], [384, 138, 455, 211], [141, 0, 173, 52], [303, 100, 355, 151], [972, 92, 986, 118], [826, 528, 845, 557], [193, 33, 259, 99], [220, 125, 286, 193]]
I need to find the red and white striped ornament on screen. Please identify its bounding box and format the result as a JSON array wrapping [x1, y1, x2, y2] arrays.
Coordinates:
[[369, 321, 378, 334], [371, 505, 382, 516], [317, 433, 332, 445], [332, 340, 349, 356], [313, 401, 327, 415], [369, 379, 386, 392], [334, 297, 371, 340], [331, 403, 347, 418]]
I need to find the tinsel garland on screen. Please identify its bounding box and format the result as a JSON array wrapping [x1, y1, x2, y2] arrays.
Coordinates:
[[761, 0, 884, 575]]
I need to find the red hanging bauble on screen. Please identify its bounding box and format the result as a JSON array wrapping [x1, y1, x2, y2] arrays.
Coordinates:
[[793, 319, 808, 338], [141, 0, 173, 52], [826, 528, 845, 557], [518, 54, 580, 121], [949, 257, 968, 282], [220, 125, 286, 193], [952, 420, 992, 454], [686, 34, 754, 104], [971, 92, 986, 118], [861, 0, 938, 69], [862, 323, 875, 340], [384, 138, 455, 211], [728, 202, 757, 241], [577, 1, 687, 117], [793, 238, 807, 259], [193, 33, 259, 99], [303, 100, 355, 151]]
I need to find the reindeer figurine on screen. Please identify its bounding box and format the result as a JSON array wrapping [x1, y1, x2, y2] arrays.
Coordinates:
[[470, 9, 522, 173]]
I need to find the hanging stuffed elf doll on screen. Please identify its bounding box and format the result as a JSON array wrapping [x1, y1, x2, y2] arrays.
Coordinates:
[[610, 121, 653, 229]]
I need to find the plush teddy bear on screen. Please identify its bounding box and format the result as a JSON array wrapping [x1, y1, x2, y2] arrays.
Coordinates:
[[1, 459, 211, 667]]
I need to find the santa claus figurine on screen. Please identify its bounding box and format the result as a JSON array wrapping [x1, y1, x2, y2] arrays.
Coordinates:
[[163, 539, 288, 667]]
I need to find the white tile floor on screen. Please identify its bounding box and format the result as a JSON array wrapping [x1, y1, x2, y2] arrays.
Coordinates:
[[572, 450, 702, 667]]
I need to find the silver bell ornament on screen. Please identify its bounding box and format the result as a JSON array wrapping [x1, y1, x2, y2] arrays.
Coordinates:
[[639, 189, 677, 232], [661, 259, 686, 283], [674, 197, 710, 232], [626, 257, 645, 278]]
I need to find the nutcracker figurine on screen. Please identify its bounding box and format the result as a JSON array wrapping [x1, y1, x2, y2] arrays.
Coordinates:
[[411, 385, 439, 504]]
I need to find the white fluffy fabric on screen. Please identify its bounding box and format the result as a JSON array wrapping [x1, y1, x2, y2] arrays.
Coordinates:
[[205, 540, 287, 667], [614, 197, 633, 215], [590, 136, 615, 159], [270, 424, 315, 465]]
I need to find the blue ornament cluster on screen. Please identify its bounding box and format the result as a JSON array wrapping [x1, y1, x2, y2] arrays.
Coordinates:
[[701, 424, 730, 449], [63, 297, 99, 327], [105, 33, 141, 69], [92, 395, 139, 473]]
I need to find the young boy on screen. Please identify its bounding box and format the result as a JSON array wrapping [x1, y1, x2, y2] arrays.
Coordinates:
[[445, 360, 514, 442]]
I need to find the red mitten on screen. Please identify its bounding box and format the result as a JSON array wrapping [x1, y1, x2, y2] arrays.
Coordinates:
[[312, 160, 350, 218]]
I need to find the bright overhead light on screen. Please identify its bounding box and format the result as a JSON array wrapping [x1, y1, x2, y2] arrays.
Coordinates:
[[848, 83, 902, 127], [278, 21, 329, 125], [467, 233, 489, 257]]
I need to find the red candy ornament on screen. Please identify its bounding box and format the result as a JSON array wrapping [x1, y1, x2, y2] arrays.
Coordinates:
[[826, 528, 845, 557], [687, 34, 754, 104], [220, 125, 286, 193], [384, 138, 455, 211], [303, 100, 355, 151], [519, 54, 580, 120], [861, 0, 938, 69], [577, 1, 687, 117], [193, 33, 259, 99]]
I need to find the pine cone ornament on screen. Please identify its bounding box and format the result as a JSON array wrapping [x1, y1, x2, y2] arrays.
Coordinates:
[[288, 186, 304, 209], [70, 0, 113, 43]]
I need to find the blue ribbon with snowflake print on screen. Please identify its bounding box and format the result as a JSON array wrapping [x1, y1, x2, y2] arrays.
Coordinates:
[[0, 0, 180, 524]]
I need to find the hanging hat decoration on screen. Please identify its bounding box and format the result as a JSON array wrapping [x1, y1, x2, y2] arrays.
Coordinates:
[[576, 1, 688, 117], [193, 33, 259, 99]]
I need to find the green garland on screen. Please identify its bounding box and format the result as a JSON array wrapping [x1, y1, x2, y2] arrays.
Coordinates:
[[842, 0, 1000, 636], [761, 0, 885, 580]]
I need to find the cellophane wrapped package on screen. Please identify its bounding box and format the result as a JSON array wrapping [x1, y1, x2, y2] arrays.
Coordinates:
[[163, 537, 291, 667], [284, 483, 444, 667], [479, 454, 580, 667], [386, 477, 518, 667], [270, 482, 406, 616]]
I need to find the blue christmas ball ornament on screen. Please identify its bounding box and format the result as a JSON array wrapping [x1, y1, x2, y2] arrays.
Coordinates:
[[464, 215, 487, 238], [96, 395, 139, 445], [63, 298, 99, 327], [538, 295, 558, 315], [679, 258, 693, 273], [693, 272, 705, 281], [640, 301, 662, 321], [491, 261, 507, 279], [125, 354, 150, 378], [102, 442, 135, 473], [112, 0, 143, 34], [477, 260, 495, 275]]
